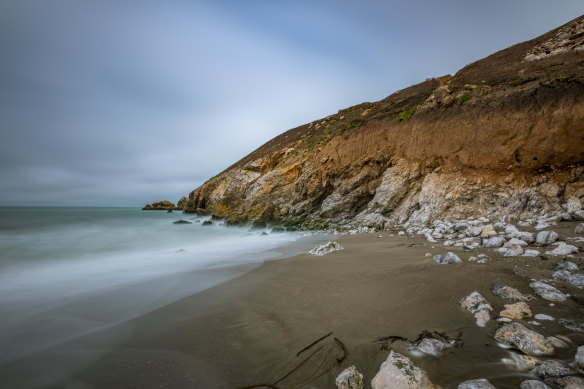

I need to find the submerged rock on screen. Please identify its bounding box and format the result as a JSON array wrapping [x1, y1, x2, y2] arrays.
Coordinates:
[[336, 366, 364, 389], [494, 323, 555, 356], [370, 351, 436, 389], [551, 270, 572, 282], [575, 223, 584, 234], [545, 242, 579, 256], [309, 241, 344, 256], [172, 219, 192, 224], [433, 251, 462, 264], [457, 379, 495, 389], [529, 281, 567, 302], [520, 380, 551, 389], [569, 273, 584, 288], [557, 260, 579, 272], [500, 302, 532, 319], [460, 291, 493, 327], [202, 220, 213, 226], [559, 318, 584, 332], [531, 360, 573, 378], [492, 283, 532, 302], [575, 345, 584, 371], [417, 338, 450, 356]]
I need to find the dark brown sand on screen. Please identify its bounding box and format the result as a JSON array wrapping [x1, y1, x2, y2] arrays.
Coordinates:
[[51, 231, 584, 388]]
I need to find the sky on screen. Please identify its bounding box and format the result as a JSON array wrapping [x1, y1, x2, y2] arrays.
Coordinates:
[[1, 1, 583, 206]]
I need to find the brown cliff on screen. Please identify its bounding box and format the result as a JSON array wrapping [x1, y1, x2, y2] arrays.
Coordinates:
[[183, 16, 584, 229]]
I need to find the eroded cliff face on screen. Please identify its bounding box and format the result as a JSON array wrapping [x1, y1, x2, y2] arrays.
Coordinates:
[[182, 16, 584, 229]]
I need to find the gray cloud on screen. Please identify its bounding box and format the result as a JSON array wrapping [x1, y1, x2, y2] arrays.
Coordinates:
[[1, 0, 582, 206]]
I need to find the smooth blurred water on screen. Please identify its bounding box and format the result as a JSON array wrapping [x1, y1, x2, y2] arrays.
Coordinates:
[[0, 207, 308, 365]]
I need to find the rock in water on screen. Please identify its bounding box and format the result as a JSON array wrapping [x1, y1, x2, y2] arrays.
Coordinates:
[[575, 345, 584, 371], [531, 360, 573, 378], [545, 242, 579, 256], [569, 273, 584, 288], [433, 251, 462, 264], [529, 281, 567, 302], [371, 351, 436, 389], [172, 219, 192, 224], [494, 323, 555, 356], [550, 269, 571, 282], [504, 245, 524, 257], [460, 292, 493, 327], [416, 338, 451, 357], [559, 318, 584, 332], [520, 380, 551, 389], [575, 223, 584, 234], [492, 283, 532, 302], [500, 302, 532, 319], [336, 366, 364, 389], [534, 314, 554, 321], [457, 379, 495, 389], [536, 231, 559, 245], [309, 241, 344, 256], [556, 260, 579, 272]]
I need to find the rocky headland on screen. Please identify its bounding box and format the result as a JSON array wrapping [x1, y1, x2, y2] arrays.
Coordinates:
[[180, 16, 584, 232]]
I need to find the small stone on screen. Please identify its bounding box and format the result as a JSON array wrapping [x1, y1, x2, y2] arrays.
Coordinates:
[[460, 291, 493, 327], [417, 338, 451, 356], [536, 231, 559, 245], [546, 336, 569, 349], [497, 317, 512, 323], [520, 380, 551, 389], [480, 225, 497, 237], [546, 242, 579, 256], [522, 249, 540, 257], [370, 351, 435, 389], [457, 378, 495, 389], [531, 360, 572, 378], [494, 323, 555, 356], [504, 245, 524, 257], [575, 223, 584, 234], [551, 270, 572, 282], [505, 238, 529, 247], [529, 281, 567, 302], [569, 273, 584, 288], [559, 318, 584, 332], [492, 283, 532, 302], [575, 345, 584, 371], [434, 252, 462, 264], [466, 226, 484, 237], [556, 260, 579, 272], [336, 366, 364, 389], [309, 241, 344, 256], [534, 314, 554, 321], [484, 236, 506, 248], [500, 302, 532, 319]]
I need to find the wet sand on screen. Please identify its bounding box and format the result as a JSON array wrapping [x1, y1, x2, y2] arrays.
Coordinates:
[[21, 231, 584, 388]]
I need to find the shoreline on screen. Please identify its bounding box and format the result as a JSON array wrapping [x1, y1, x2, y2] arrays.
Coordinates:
[[57, 224, 584, 388]]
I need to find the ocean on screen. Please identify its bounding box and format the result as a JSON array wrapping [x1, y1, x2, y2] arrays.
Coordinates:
[[0, 207, 316, 378]]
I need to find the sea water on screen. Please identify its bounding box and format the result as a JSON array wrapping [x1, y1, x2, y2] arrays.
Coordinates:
[[0, 207, 311, 369]]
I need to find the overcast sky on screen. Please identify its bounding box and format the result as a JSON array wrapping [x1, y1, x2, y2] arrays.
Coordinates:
[[1, 1, 582, 206]]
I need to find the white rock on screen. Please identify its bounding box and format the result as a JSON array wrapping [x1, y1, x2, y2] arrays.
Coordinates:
[[460, 291, 493, 327], [371, 351, 435, 389], [536, 231, 559, 245], [336, 366, 364, 389], [567, 197, 582, 213], [556, 260, 579, 272], [529, 281, 567, 302], [534, 314, 555, 321], [505, 238, 529, 247], [569, 273, 584, 288], [504, 245, 524, 257], [309, 241, 344, 256], [484, 236, 506, 248], [575, 223, 584, 234], [546, 242, 579, 256], [522, 249, 540, 257], [434, 252, 462, 264], [551, 270, 572, 282], [457, 378, 495, 389]]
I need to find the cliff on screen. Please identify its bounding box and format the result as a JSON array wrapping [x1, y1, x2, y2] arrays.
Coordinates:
[[182, 16, 584, 229]]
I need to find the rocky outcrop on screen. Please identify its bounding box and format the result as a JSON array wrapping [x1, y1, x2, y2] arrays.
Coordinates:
[[142, 200, 178, 211], [182, 16, 584, 228]]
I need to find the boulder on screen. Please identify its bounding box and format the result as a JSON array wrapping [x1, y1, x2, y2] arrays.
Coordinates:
[[433, 252, 462, 264], [575, 345, 584, 371], [551, 270, 572, 282], [567, 196, 583, 213], [460, 291, 492, 327], [529, 281, 567, 302], [457, 378, 495, 389], [520, 380, 551, 389], [569, 273, 584, 288], [336, 366, 364, 389], [484, 236, 506, 248], [492, 283, 532, 302], [370, 351, 436, 389], [531, 360, 572, 378], [504, 245, 524, 257], [505, 238, 529, 247], [556, 260, 579, 272], [494, 323, 555, 356], [559, 318, 584, 332], [536, 231, 559, 245], [546, 242, 579, 256], [500, 302, 532, 319]]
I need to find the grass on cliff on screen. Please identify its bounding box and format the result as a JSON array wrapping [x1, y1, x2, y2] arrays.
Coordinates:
[[458, 93, 471, 104]]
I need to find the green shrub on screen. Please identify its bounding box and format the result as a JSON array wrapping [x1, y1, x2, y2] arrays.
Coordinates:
[[458, 93, 471, 104], [398, 106, 417, 122]]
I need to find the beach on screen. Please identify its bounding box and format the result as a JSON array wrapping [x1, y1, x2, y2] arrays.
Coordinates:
[[15, 225, 582, 389]]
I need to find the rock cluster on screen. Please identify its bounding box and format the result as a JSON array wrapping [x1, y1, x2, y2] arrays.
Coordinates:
[[142, 200, 177, 211]]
